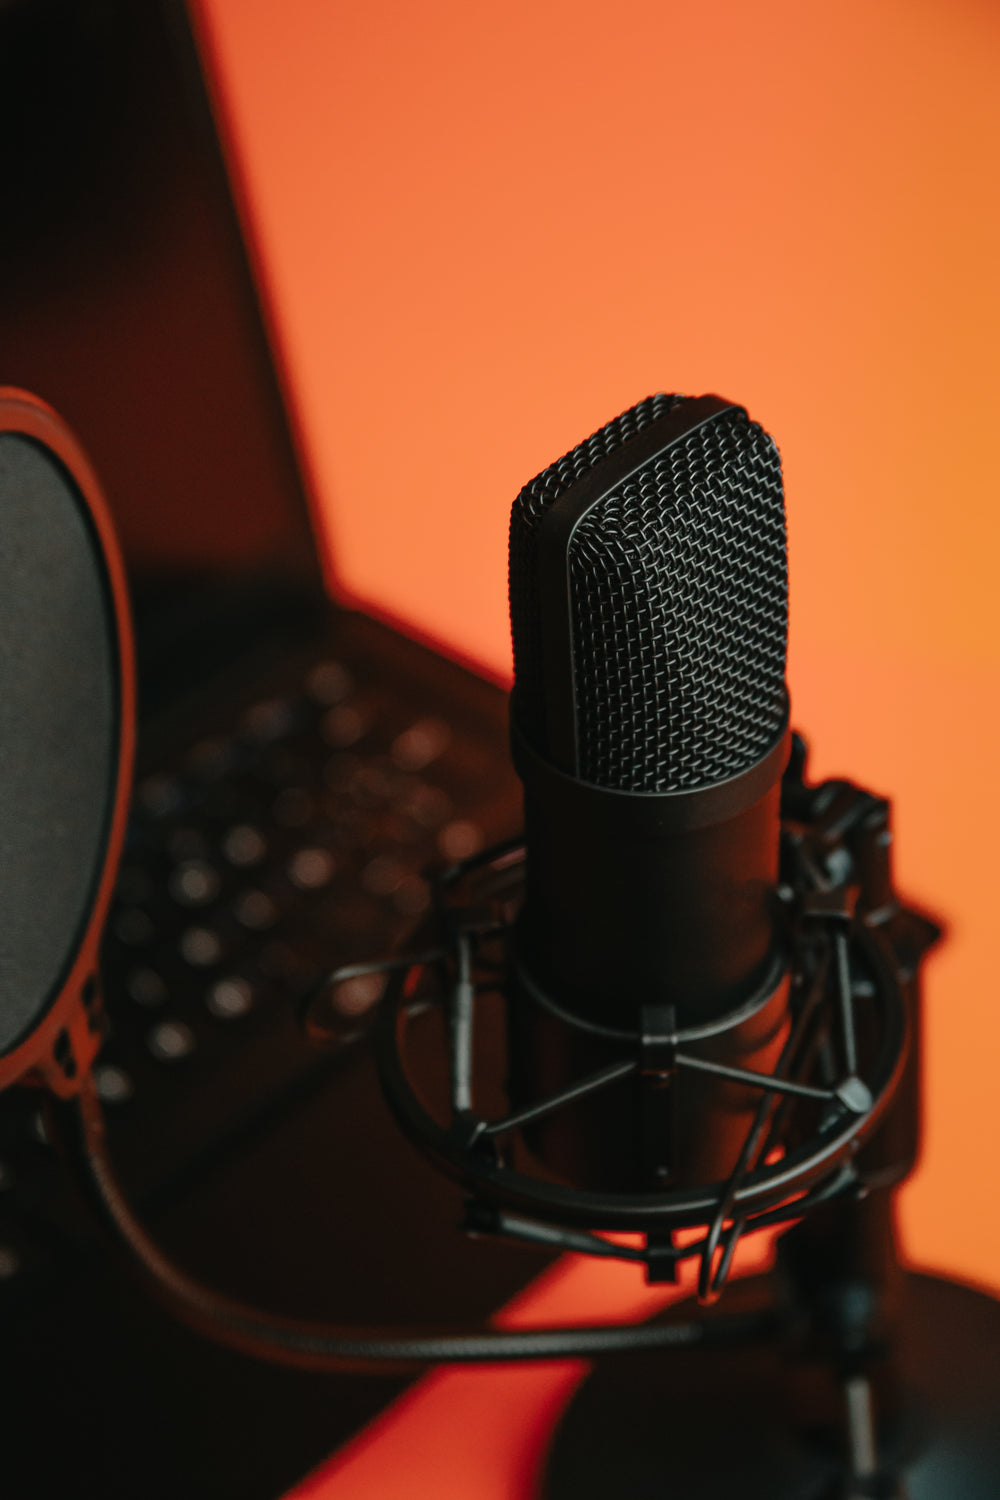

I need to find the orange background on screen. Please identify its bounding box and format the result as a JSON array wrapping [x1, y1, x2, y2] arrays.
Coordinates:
[[191, 0, 999, 1490]]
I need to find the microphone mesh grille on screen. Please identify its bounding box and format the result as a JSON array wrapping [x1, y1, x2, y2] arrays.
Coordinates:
[[509, 395, 787, 792]]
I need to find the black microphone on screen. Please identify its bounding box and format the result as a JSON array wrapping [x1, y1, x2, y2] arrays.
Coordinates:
[[506, 393, 793, 1191]]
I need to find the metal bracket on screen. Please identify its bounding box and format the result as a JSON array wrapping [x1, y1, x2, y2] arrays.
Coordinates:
[[639, 1003, 678, 1187]]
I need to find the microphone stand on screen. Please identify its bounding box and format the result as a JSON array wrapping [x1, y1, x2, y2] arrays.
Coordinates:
[[539, 752, 1000, 1500]]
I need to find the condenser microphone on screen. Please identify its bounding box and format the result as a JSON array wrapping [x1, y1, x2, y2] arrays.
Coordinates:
[[507, 394, 793, 1191]]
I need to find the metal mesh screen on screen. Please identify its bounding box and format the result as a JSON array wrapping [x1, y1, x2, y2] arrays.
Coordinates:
[[508, 393, 686, 760], [508, 395, 787, 792]]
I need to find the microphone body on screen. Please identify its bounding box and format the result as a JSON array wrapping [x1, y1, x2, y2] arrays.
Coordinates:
[[512, 720, 787, 1032], [506, 395, 792, 1193]]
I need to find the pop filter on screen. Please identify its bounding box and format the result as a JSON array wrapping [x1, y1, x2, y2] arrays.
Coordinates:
[[0, 389, 134, 1096]]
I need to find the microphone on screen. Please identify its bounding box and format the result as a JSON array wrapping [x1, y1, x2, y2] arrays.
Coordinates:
[[506, 394, 794, 1191]]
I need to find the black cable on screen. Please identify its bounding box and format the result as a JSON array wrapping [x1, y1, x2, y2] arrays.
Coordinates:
[[54, 1081, 774, 1374]]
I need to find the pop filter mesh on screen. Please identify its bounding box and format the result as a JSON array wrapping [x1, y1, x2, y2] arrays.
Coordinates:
[[509, 395, 788, 792], [0, 433, 118, 1055]]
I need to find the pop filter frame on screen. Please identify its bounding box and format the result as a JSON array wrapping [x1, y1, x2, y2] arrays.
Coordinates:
[[0, 389, 135, 1097]]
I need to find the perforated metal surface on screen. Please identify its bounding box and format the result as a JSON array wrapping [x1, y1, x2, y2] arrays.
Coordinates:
[[0, 432, 117, 1053], [508, 395, 787, 791]]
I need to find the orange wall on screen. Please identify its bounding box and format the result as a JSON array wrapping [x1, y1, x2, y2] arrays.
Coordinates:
[[192, 0, 1000, 1293]]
